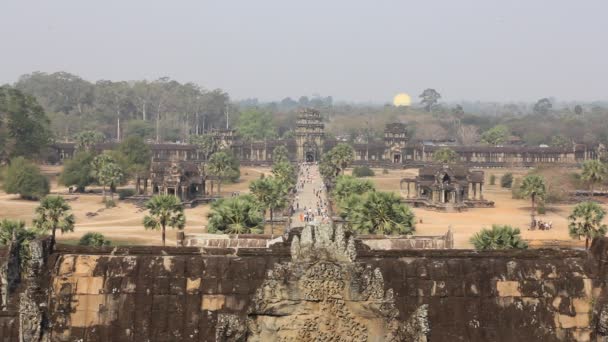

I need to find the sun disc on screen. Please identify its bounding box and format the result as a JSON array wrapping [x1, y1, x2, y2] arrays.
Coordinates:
[[393, 93, 411, 107]]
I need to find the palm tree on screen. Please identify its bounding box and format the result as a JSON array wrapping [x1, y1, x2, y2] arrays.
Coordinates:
[[581, 160, 606, 197], [520, 174, 546, 228], [190, 134, 218, 161], [33, 196, 76, 251], [78, 232, 111, 247], [470, 225, 528, 250], [271, 161, 296, 188], [143, 195, 186, 246], [75, 130, 104, 152], [207, 195, 263, 234], [0, 219, 36, 245], [331, 143, 355, 175], [347, 191, 415, 235], [250, 176, 288, 233], [92, 154, 116, 201], [207, 152, 232, 196], [332, 175, 375, 204], [272, 146, 290, 163], [568, 201, 608, 249], [432, 147, 459, 164], [99, 162, 124, 201]]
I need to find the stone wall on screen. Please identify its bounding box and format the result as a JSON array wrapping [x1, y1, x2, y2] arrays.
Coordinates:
[[4, 237, 608, 341]]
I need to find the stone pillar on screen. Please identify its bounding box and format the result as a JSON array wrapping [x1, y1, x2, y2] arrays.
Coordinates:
[[473, 183, 477, 200], [182, 185, 187, 200], [479, 184, 483, 200]]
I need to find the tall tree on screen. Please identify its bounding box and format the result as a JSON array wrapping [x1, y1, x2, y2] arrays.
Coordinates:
[[189, 134, 218, 161], [481, 125, 509, 146], [59, 152, 95, 192], [0, 86, 51, 158], [568, 201, 608, 249], [74, 130, 104, 152], [207, 195, 263, 234], [33, 196, 76, 251], [581, 160, 606, 197], [118, 136, 151, 194], [249, 177, 287, 235], [470, 225, 528, 250], [207, 152, 234, 196], [92, 154, 117, 201], [331, 143, 355, 175], [533, 98, 553, 115], [419, 88, 441, 112], [272, 145, 290, 163], [236, 108, 277, 140], [98, 162, 124, 201], [432, 147, 459, 164], [142, 195, 186, 246], [520, 174, 547, 227]]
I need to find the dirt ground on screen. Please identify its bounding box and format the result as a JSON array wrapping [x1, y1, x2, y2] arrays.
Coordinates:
[[360, 167, 607, 248], [1, 165, 606, 248], [0, 166, 271, 246]]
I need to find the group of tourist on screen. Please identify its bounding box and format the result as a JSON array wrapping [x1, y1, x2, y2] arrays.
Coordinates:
[[292, 162, 331, 225]]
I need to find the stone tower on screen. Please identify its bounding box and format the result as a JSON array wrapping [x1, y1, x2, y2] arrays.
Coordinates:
[[384, 122, 408, 163], [295, 108, 325, 162]]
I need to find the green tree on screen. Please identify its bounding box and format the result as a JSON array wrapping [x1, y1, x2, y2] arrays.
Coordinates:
[[92, 154, 122, 201], [347, 191, 415, 235], [419, 88, 441, 112], [271, 161, 296, 188], [332, 143, 355, 175], [0, 219, 39, 265], [0, 86, 51, 158], [581, 160, 606, 197], [78, 232, 111, 246], [58, 151, 95, 192], [470, 225, 528, 250], [568, 201, 608, 249], [207, 195, 264, 234], [118, 135, 151, 194], [142, 195, 186, 246], [480, 125, 509, 146], [520, 174, 547, 227], [208, 152, 233, 196], [74, 130, 104, 152], [98, 162, 124, 202], [189, 134, 218, 161], [550, 135, 571, 148], [3, 157, 50, 200], [272, 145, 290, 163], [333, 175, 375, 204], [236, 108, 277, 140], [432, 147, 459, 164], [249, 177, 287, 235], [501, 173, 514, 188], [533, 98, 552, 115], [33, 196, 76, 251], [125, 119, 154, 139]]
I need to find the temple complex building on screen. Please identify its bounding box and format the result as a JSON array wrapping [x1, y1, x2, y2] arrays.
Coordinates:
[[50, 108, 601, 168], [401, 165, 494, 211]]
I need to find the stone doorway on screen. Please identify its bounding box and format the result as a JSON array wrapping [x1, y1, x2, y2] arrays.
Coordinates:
[[306, 152, 315, 162]]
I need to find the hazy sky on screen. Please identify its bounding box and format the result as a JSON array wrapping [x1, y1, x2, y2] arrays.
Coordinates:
[[1, 1, 607, 103]]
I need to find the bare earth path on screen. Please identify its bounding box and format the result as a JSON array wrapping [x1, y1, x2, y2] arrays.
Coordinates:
[[291, 163, 330, 228]]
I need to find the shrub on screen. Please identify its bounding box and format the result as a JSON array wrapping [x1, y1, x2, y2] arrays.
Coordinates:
[[501, 173, 513, 188], [382, 169, 389, 174], [470, 225, 528, 250], [104, 199, 116, 208], [352, 166, 375, 178], [511, 178, 524, 199], [118, 189, 135, 200], [3, 157, 50, 200], [79, 232, 111, 247], [489, 174, 496, 185]]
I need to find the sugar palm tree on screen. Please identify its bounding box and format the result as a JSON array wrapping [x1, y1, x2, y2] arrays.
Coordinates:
[[207, 152, 232, 196], [348, 191, 415, 235], [98, 162, 124, 201], [470, 225, 528, 250], [143, 195, 186, 246], [332, 175, 375, 204], [568, 201, 608, 249], [207, 195, 263, 234], [520, 174, 546, 228], [75, 130, 104, 152], [581, 160, 606, 198], [92, 154, 116, 201], [33, 196, 76, 251], [272, 145, 290, 163], [332, 143, 355, 175]]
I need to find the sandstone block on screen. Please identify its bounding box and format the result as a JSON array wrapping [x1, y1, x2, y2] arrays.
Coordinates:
[[496, 281, 521, 297], [202, 295, 226, 311]]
